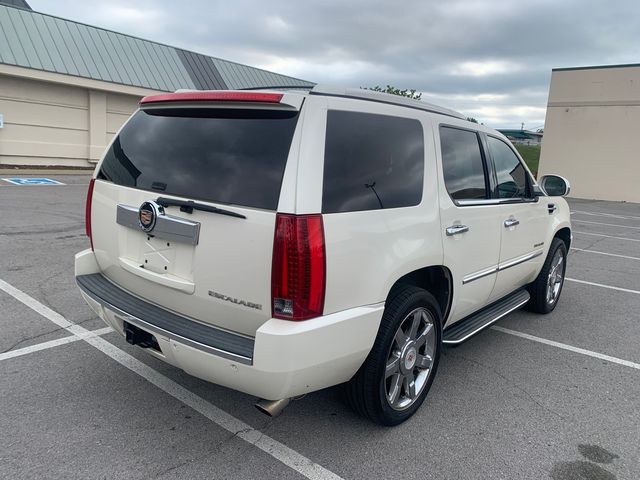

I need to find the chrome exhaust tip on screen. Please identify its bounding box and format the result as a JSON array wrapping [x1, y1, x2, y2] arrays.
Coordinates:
[[255, 398, 291, 417]]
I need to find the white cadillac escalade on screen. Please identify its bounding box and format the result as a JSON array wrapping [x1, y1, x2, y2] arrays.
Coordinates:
[[75, 86, 571, 425]]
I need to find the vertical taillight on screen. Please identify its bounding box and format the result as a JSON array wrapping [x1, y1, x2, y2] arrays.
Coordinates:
[[85, 178, 95, 251], [272, 214, 326, 321]]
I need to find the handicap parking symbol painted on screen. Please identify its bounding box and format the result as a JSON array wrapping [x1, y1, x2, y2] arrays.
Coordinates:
[[1, 178, 65, 186]]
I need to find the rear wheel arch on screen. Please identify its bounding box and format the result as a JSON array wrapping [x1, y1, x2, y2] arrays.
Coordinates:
[[554, 227, 572, 251], [386, 266, 453, 325]]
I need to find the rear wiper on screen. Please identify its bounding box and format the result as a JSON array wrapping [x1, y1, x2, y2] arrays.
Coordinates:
[[156, 197, 246, 219]]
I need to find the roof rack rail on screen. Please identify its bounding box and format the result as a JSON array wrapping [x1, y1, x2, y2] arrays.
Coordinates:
[[239, 85, 315, 90], [309, 85, 465, 120], [181, 85, 465, 120]]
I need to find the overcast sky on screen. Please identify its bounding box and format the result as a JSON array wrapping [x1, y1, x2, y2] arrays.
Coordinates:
[[29, 0, 640, 128]]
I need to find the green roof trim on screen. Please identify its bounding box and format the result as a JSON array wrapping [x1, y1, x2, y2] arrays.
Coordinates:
[[0, 3, 314, 92]]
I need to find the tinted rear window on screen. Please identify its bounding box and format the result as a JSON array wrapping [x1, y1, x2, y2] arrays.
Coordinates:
[[322, 110, 424, 213], [98, 108, 299, 210]]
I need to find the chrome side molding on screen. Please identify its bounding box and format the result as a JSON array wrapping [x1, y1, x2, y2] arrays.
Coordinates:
[[498, 249, 543, 271], [455, 197, 537, 207], [462, 265, 498, 284], [462, 249, 544, 285]]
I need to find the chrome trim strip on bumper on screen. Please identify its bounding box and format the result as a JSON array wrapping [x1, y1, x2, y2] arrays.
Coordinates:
[[462, 249, 544, 285], [116, 204, 201, 246], [116, 308, 252, 365], [76, 274, 253, 365]]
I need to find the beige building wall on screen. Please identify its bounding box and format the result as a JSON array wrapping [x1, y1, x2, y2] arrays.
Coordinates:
[[0, 66, 160, 168], [539, 65, 640, 203], [106, 93, 140, 145]]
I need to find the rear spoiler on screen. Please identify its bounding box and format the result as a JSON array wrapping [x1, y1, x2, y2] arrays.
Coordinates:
[[139, 91, 303, 110]]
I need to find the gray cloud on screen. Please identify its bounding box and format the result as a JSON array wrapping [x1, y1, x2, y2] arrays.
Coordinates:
[[29, 0, 640, 127]]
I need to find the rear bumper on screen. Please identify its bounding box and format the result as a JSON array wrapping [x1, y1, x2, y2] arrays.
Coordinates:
[[75, 249, 383, 399]]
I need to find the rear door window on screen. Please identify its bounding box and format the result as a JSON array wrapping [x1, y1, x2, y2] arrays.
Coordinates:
[[98, 108, 299, 210], [486, 136, 530, 199], [439, 126, 488, 201], [322, 110, 424, 213]]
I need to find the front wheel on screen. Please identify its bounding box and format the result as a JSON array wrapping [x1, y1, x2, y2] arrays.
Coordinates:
[[345, 286, 442, 426], [526, 238, 568, 314]]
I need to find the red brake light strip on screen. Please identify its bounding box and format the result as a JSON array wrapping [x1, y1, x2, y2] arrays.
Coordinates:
[[140, 91, 284, 105]]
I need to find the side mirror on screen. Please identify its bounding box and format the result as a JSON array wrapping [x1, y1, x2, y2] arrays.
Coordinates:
[[539, 175, 571, 197]]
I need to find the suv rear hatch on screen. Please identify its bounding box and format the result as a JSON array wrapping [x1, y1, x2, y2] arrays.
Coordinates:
[[89, 92, 303, 337]]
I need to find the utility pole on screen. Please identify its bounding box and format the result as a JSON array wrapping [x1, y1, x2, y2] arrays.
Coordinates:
[[521, 122, 525, 131]]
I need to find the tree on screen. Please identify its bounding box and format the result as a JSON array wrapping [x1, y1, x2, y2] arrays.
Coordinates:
[[466, 117, 479, 123], [365, 85, 422, 100]]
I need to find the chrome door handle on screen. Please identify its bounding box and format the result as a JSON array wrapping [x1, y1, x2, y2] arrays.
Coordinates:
[[504, 218, 520, 228], [446, 224, 469, 236]]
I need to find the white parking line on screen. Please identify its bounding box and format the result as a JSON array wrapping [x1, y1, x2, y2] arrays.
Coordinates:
[[572, 210, 640, 221], [571, 247, 640, 261], [0, 278, 342, 480], [566, 277, 640, 295], [0, 183, 89, 187], [574, 231, 640, 242], [492, 326, 640, 371], [572, 219, 640, 230], [0, 326, 112, 362]]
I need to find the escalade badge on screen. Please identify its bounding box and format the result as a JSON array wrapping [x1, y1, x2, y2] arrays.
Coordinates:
[[138, 201, 164, 233], [208, 290, 263, 311]]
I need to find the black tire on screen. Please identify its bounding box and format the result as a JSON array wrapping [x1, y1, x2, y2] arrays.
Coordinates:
[[526, 238, 568, 314], [345, 286, 442, 426]]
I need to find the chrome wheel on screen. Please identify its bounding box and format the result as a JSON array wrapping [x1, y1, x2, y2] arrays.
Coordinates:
[[384, 307, 436, 411], [546, 248, 565, 305]]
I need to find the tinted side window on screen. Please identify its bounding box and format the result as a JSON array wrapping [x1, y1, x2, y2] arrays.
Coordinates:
[[487, 136, 529, 198], [439, 127, 487, 200], [322, 111, 424, 213]]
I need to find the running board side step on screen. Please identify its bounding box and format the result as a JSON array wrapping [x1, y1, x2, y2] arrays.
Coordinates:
[[442, 289, 530, 345]]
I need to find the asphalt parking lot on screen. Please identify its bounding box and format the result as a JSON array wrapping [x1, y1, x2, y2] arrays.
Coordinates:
[[1, 175, 638, 480]]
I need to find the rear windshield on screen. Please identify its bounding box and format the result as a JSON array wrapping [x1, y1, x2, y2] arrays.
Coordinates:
[[98, 108, 299, 210]]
